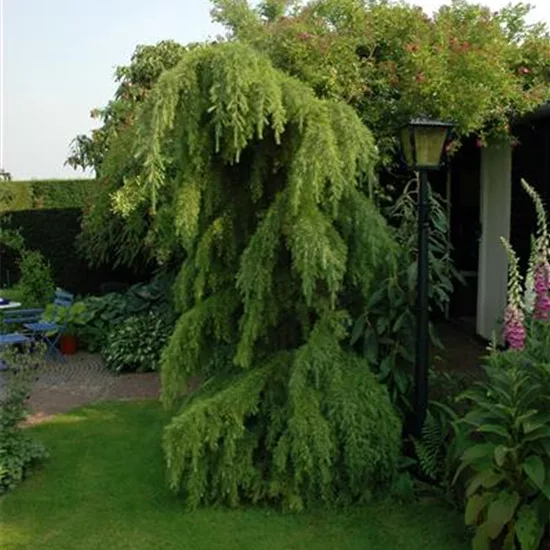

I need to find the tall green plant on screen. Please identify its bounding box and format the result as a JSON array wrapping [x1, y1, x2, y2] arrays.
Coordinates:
[[352, 178, 459, 413], [104, 42, 401, 510], [453, 179, 550, 550], [455, 360, 550, 550], [17, 250, 55, 307], [69, 41, 190, 268]]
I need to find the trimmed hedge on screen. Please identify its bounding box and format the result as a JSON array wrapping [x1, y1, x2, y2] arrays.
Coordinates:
[[0, 179, 98, 212], [0, 180, 148, 295]]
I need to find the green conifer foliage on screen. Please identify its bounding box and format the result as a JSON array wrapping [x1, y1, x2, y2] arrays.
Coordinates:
[[109, 42, 401, 510]]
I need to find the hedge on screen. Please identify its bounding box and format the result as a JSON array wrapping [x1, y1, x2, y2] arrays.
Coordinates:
[[0, 179, 99, 212], [0, 180, 148, 295]]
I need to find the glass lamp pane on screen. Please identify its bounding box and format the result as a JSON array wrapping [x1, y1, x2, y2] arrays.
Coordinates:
[[413, 126, 448, 169], [400, 127, 415, 169]]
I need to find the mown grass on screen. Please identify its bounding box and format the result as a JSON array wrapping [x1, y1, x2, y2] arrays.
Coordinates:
[[0, 286, 25, 305], [0, 401, 469, 550]]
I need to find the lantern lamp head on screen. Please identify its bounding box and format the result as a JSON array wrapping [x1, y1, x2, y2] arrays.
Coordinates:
[[400, 117, 454, 171]]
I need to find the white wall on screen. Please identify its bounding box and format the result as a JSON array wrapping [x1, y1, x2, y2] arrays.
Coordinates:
[[476, 145, 512, 340]]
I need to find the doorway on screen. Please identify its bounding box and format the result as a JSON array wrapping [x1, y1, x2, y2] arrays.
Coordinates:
[[448, 139, 481, 330]]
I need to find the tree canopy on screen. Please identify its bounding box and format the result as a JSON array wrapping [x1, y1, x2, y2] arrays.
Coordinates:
[[73, 0, 550, 268], [213, 0, 550, 163], [105, 41, 401, 509]]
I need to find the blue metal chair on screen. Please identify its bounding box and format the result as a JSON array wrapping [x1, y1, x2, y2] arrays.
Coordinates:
[[23, 288, 74, 361], [0, 309, 38, 370], [0, 308, 42, 348]]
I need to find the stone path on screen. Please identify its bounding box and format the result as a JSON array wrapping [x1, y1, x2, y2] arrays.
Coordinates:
[[0, 321, 483, 426], [0, 352, 161, 425]]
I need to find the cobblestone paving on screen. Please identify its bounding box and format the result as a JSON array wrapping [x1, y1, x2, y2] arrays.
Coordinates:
[[1, 352, 161, 425], [0, 321, 481, 425]]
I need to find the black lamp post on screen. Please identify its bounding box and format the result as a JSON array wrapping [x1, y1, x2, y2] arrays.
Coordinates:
[[400, 117, 454, 437]]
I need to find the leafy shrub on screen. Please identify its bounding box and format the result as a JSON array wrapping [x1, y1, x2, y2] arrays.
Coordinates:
[[17, 250, 55, 307], [43, 301, 89, 337], [164, 347, 401, 510], [103, 311, 174, 373], [0, 188, 24, 253], [454, 357, 550, 550], [352, 180, 461, 415], [88, 42, 402, 510], [0, 345, 48, 494], [76, 275, 174, 353], [451, 179, 550, 549], [0, 179, 98, 212], [0, 180, 135, 296]]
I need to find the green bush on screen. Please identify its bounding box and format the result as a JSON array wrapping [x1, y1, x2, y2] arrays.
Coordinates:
[[0, 179, 98, 212], [76, 275, 174, 353], [0, 345, 48, 494], [17, 250, 55, 307], [164, 346, 401, 510], [103, 311, 174, 373], [454, 355, 550, 550], [0, 180, 147, 295], [352, 181, 461, 416]]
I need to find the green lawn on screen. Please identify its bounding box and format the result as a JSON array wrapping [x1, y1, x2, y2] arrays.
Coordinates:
[[0, 401, 469, 550], [0, 286, 25, 305]]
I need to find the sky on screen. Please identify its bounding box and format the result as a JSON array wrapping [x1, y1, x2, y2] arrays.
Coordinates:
[[1, 0, 550, 180]]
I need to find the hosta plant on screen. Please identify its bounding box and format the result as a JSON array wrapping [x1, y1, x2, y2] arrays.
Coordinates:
[[455, 361, 550, 550], [103, 310, 175, 373]]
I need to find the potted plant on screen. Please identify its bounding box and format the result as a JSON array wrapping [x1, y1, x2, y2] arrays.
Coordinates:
[[43, 301, 88, 355]]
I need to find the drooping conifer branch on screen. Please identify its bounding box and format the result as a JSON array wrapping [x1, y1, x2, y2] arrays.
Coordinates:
[[107, 42, 400, 510]]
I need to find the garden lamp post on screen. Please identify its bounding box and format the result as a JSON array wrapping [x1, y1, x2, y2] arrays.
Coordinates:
[[400, 117, 454, 437]]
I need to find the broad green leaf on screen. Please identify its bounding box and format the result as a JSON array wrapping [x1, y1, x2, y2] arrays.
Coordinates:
[[350, 317, 365, 346], [466, 470, 504, 498], [516, 505, 544, 550], [523, 455, 545, 491], [523, 426, 550, 443], [486, 490, 520, 540], [494, 445, 510, 468], [539, 475, 550, 500], [478, 424, 511, 439], [466, 493, 494, 525], [503, 528, 516, 550], [473, 523, 491, 550], [462, 443, 496, 465], [516, 410, 541, 431]]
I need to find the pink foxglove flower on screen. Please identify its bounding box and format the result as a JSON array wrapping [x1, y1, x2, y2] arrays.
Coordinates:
[[533, 260, 550, 320], [501, 237, 525, 350], [503, 305, 526, 350], [522, 180, 550, 322]]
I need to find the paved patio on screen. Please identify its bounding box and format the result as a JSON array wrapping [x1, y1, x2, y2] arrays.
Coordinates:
[[0, 320, 484, 425], [0, 352, 161, 425]]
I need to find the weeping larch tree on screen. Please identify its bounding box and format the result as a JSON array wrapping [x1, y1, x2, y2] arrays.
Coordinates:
[[107, 42, 401, 509]]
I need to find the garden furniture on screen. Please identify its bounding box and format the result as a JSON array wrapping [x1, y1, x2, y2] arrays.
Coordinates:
[[0, 302, 35, 369], [22, 288, 75, 361]]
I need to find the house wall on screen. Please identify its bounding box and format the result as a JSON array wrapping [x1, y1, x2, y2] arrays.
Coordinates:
[[511, 119, 550, 270], [476, 145, 512, 340], [446, 117, 550, 340], [448, 140, 481, 322]]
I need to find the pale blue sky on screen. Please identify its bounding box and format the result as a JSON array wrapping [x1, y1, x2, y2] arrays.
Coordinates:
[[2, 0, 550, 180]]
